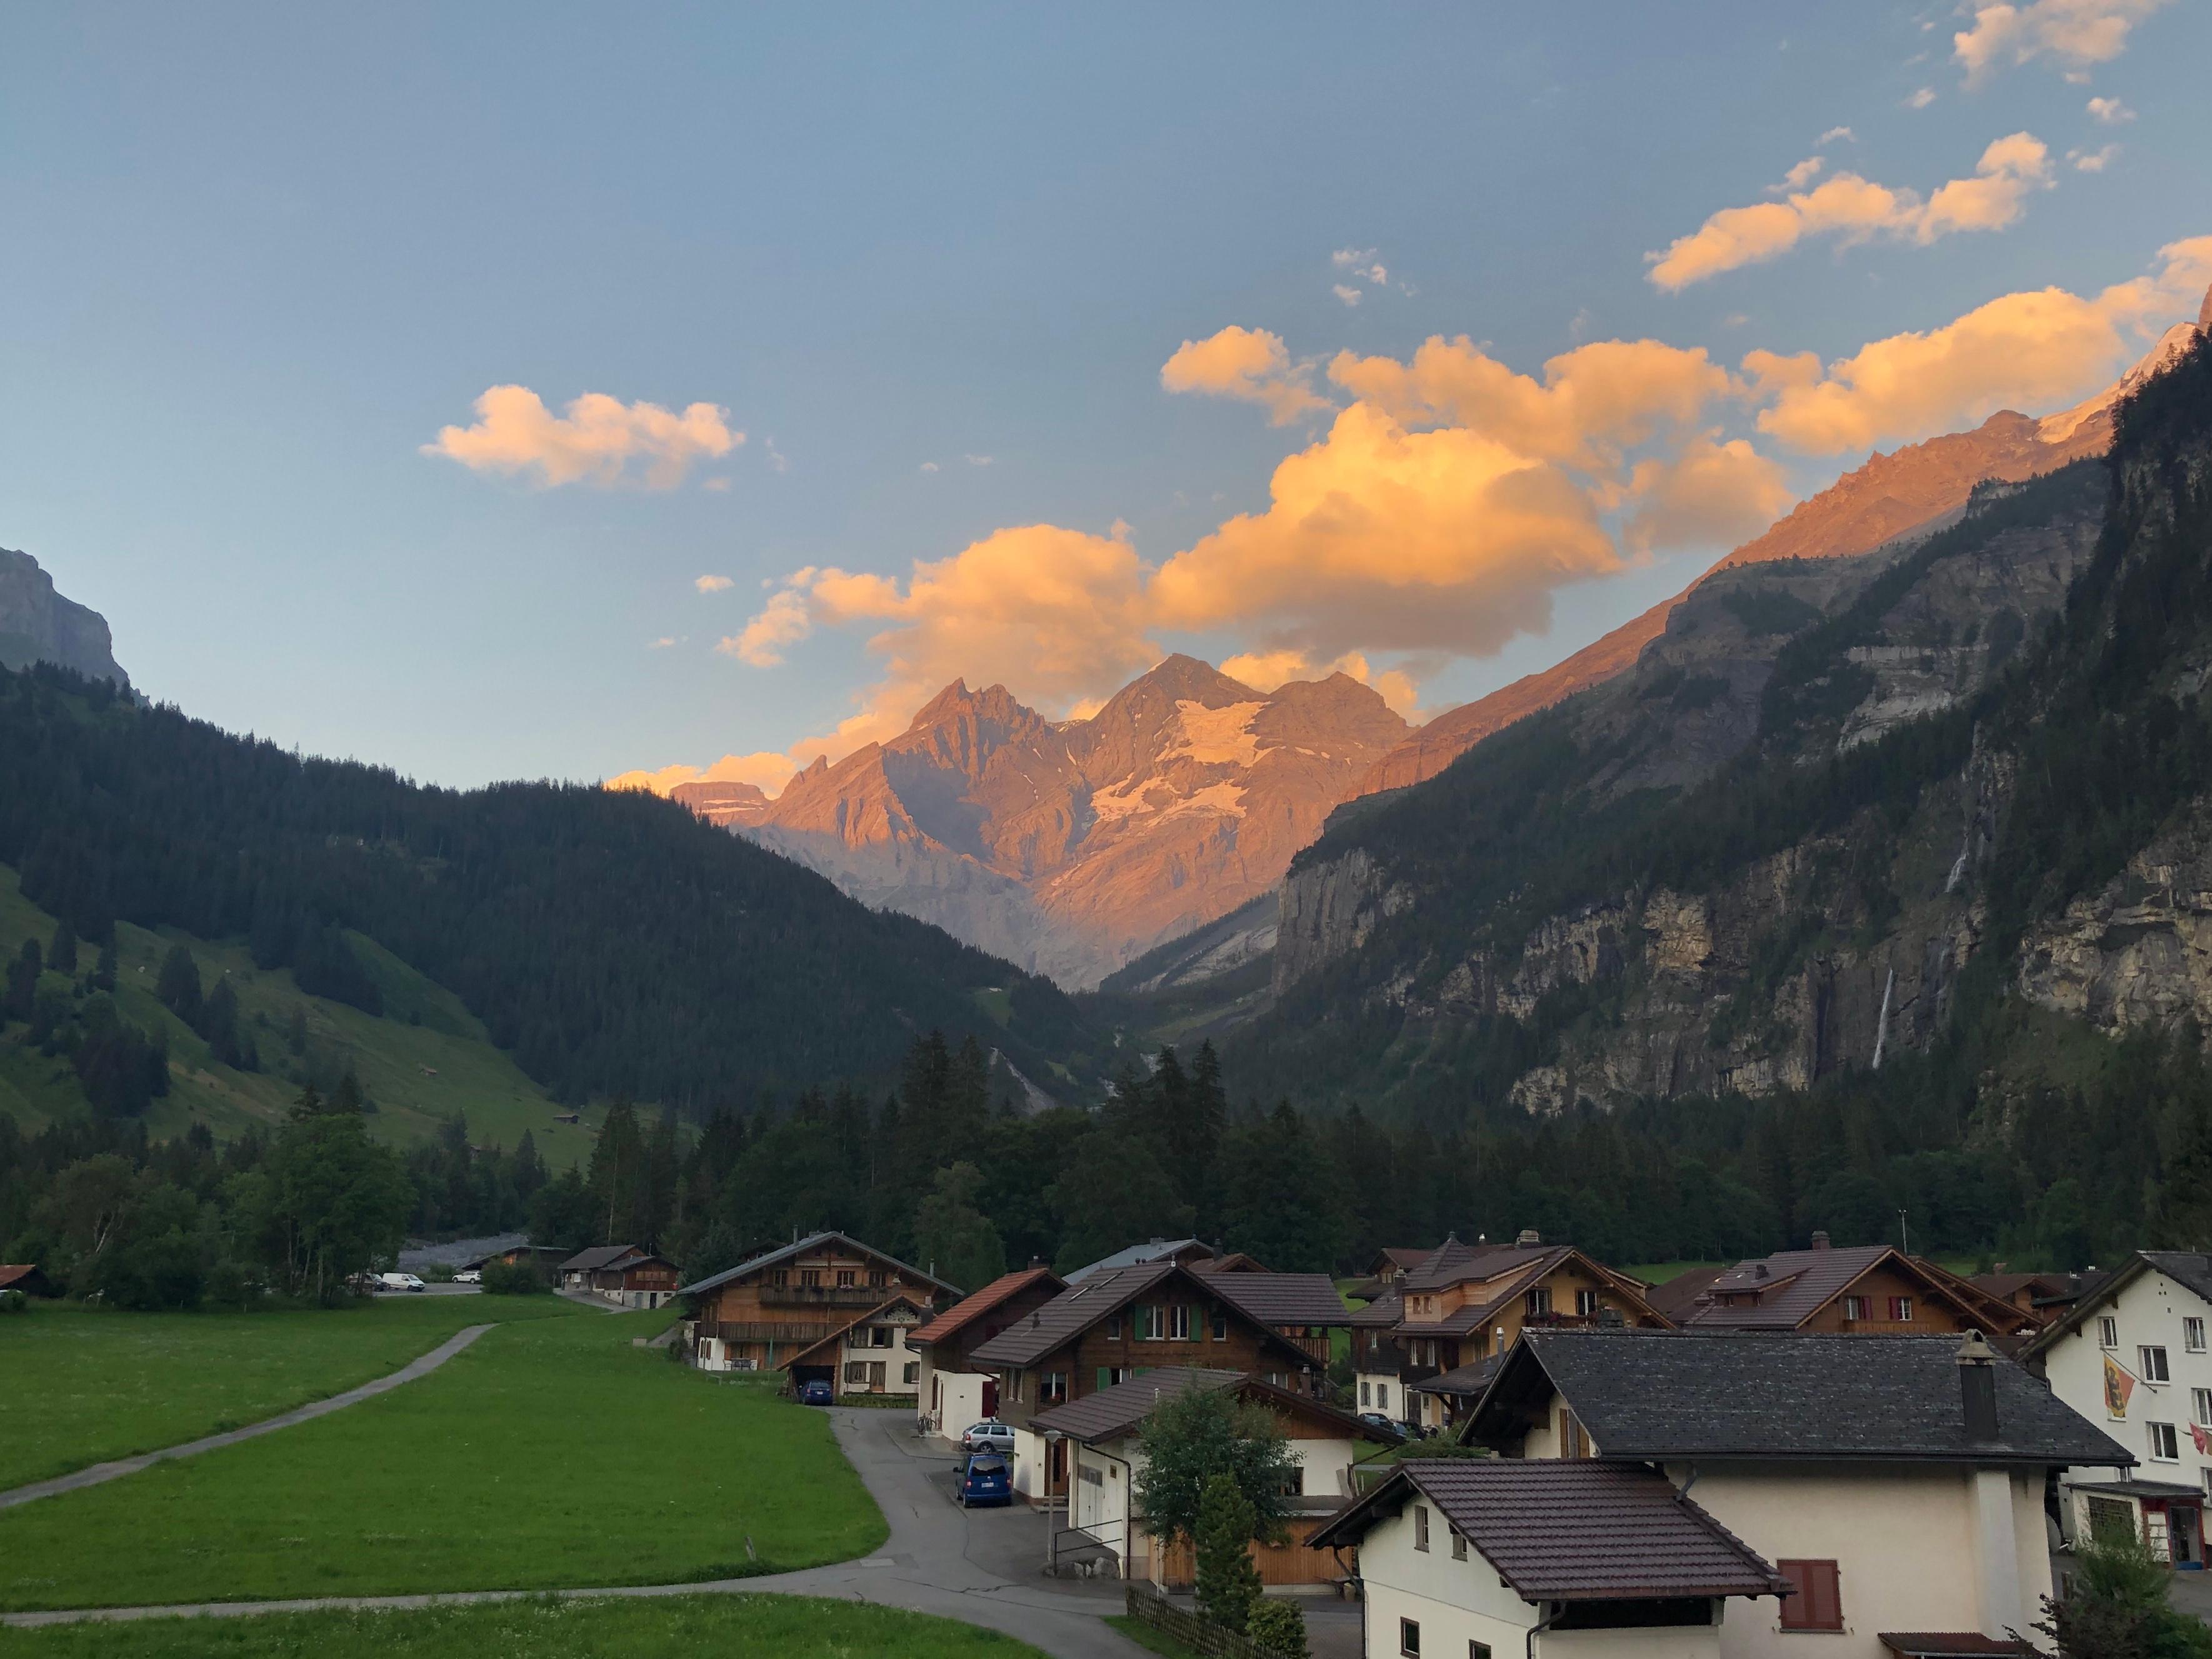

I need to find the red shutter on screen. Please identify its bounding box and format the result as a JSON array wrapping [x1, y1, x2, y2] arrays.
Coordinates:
[[1778, 1560, 1843, 1631]]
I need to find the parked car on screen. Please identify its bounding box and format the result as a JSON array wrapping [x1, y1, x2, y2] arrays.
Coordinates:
[[799, 1379, 835, 1406], [960, 1420, 1016, 1453], [453, 1269, 481, 1284], [376, 1273, 426, 1293], [957, 1451, 1013, 1507], [1358, 1411, 1405, 1438]]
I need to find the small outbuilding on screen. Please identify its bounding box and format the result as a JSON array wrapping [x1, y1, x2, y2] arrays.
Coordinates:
[[0, 1264, 56, 1298]]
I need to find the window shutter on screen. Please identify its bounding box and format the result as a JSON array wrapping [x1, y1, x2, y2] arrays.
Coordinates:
[[1098, 1367, 1109, 1391]]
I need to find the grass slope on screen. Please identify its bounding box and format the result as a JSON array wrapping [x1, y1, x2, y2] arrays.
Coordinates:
[[0, 1296, 577, 1492], [0, 864, 603, 1160], [0, 1312, 885, 1610], [0, 1596, 1048, 1658]]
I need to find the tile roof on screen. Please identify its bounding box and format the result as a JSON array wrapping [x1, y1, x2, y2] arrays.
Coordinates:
[[1028, 1366, 1244, 1440], [1683, 1245, 1998, 1331], [1311, 1460, 1789, 1602], [1064, 1238, 1213, 1283], [966, 1261, 1320, 1372], [1468, 1330, 2133, 1468], [1373, 1247, 1432, 1273], [560, 1244, 642, 1273], [1401, 1236, 1499, 1290], [1406, 1355, 1501, 1398], [2142, 1250, 2212, 1306], [1643, 1265, 1730, 1321], [908, 1266, 1063, 1347], [1351, 1290, 1403, 1330], [676, 1230, 961, 1300], [1207, 1271, 1351, 1329]]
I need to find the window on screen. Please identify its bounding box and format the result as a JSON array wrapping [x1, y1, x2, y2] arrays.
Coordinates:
[[1413, 1505, 1430, 1552], [1576, 1289, 1599, 1318], [903, 1361, 919, 1385], [1360, 1381, 1371, 1406], [1469, 1646, 1492, 1659], [870, 1326, 893, 1348], [1843, 1295, 1869, 1321], [836, 1269, 856, 1289], [2202, 1468, 2212, 1501], [2142, 1346, 2172, 1383], [1170, 1305, 1191, 1340], [1107, 1313, 1121, 1340], [801, 1269, 821, 1288], [2151, 1421, 2181, 1461], [1888, 1296, 1914, 1323], [1526, 1287, 1553, 1318], [771, 1269, 790, 1288], [868, 1269, 886, 1288], [1776, 1560, 1843, 1631], [1450, 1526, 1466, 1561], [2189, 1318, 2207, 1353], [2194, 1388, 2212, 1427], [1098, 1366, 1133, 1388], [1211, 1309, 1228, 1341], [844, 1361, 868, 1385], [1399, 1618, 1421, 1657], [1377, 1383, 1389, 1410], [2100, 1317, 2120, 1349], [1041, 1372, 1068, 1404]]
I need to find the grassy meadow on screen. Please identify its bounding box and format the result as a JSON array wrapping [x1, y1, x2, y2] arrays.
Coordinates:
[[0, 1311, 886, 1610], [0, 1596, 1047, 1658], [0, 863, 603, 1158], [0, 1295, 578, 1492]]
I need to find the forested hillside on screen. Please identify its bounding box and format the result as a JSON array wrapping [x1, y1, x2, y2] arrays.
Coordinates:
[[0, 667, 1101, 1111], [1209, 331, 2212, 1264]]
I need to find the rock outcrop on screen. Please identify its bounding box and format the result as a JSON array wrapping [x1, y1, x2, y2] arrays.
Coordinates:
[[0, 548, 128, 688]]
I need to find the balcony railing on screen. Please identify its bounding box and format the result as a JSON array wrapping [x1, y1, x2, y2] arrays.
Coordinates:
[[703, 1320, 843, 1345], [758, 1285, 893, 1309]]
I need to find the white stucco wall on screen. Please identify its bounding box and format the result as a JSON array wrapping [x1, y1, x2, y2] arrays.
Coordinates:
[[927, 1367, 992, 1438], [838, 1320, 920, 1394], [1357, 1371, 1406, 1420], [1673, 1461, 2049, 1659]]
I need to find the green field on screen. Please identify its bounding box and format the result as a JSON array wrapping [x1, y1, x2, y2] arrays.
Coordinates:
[[0, 1295, 578, 1492], [0, 1596, 1046, 1658], [0, 1311, 886, 1611], [0, 864, 603, 1157]]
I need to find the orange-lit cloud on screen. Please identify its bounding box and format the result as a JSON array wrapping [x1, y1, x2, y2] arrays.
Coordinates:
[[606, 750, 798, 798], [423, 386, 739, 488], [1954, 0, 2169, 84], [1648, 134, 2051, 289], [1159, 326, 1329, 424], [1218, 648, 1422, 718], [695, 574, 734, 593], [1748, 234, 2212, 453]]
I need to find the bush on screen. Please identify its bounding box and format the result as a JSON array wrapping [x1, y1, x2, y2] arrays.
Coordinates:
[[2039, 1530, 2212, 1657], [481, 1259, 551, 1296], [1194, 1473, 1263, 1634], [1248, 1598, 1309, 1657], [0, 1289, 26, 1315]]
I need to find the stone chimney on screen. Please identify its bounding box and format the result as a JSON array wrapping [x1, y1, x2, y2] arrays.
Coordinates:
[[1811, 1231, 1831, 1250], [1958, 1330, 2000, 1441]]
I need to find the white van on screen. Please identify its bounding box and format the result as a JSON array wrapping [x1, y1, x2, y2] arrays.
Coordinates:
[[376, 1272, 427, 1293]]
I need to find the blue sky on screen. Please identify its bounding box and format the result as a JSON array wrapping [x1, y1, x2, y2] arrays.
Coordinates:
[[3, 3, 2207, 789]]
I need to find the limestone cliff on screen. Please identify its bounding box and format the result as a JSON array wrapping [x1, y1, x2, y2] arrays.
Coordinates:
[[0, 548, 128, 688]]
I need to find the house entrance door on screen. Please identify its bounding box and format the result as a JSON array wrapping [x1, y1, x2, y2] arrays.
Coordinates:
[[2173, 1503, 2203, 1567]]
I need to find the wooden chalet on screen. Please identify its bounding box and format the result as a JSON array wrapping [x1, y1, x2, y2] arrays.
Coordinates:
[[0, 1263, 56, 1298], [558, 1244, 682, 1308], [680, 1230, 959, 1376], [1681, 1238, 2035, 1340]]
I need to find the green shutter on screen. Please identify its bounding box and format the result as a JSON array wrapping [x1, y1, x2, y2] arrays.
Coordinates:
[[1098, 1366, 1110, 1391]]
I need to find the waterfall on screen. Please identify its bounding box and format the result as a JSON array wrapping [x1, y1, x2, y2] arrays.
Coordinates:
[[1871, 968, 1896, 1070]]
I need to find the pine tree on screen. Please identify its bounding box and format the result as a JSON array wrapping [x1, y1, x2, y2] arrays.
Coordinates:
[[1194, 1474, 1263, 1633], [92, 938, 118, 993], [47, 920, 77, 975]]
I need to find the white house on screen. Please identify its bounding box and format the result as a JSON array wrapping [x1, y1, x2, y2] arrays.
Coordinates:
[[2023, 1249, 2212, 1565], [782, 1295, 929, 1398], [1026, 1366, 1397, 1586], [908, 1265, 1064, 1436], [1454, 1328, 2130, 1659], [1310, 1458, 1791, 1659]]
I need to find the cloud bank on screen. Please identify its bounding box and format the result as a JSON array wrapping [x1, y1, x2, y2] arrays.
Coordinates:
[[424, 386, 739, 488], [1954, 0, 2169, 83]]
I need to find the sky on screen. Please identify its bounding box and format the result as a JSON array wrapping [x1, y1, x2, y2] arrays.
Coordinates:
[[3, 3, 2209, 793]]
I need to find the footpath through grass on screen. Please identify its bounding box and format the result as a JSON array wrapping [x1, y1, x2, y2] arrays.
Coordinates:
[[0, 1295, 578, 1491], [0, 1595, 1048, 1658], [0, 1311, 885, 1611]]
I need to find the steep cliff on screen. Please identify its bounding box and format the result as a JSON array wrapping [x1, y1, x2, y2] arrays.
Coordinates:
[[0, 548, 128, 688]]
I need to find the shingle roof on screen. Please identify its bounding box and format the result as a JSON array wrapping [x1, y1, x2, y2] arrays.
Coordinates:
[[560, 1244, 641, 1273], [1373, 1246, 1431, 1275], [1028, 1366, 1244, 1440], [909, 1266, 1063, 1347], [1310, 1460, 1789, 1602], [1401, 1236, 1503, 1291], [676, 1230, 961, 1299], [1644, 1265, 1730, 1321], [966, 1261, 1319, 1372], [2143, 1251, 2212, 1306], [1682, 1245, 2000, 1332], [1064, 1238, 1213, 1283], [1207, 1271, 1351, 1329], [398, 1232, 529, 1272], [1350, 1290, 1403, 1330], [1406, 1355, 1501, 1398], [1467, 1330, 2132, 1467]]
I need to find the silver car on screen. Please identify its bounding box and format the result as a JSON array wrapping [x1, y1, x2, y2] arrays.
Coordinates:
[[960, 1420, 1016, 1453]]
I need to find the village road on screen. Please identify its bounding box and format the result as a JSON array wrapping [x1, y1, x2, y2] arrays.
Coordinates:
[[0, 1322, 496, 1513]]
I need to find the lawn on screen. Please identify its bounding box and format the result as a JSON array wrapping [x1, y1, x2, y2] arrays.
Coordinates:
[[1105, 1613, 1207, 1659], [0, 1595, 1047, 1657], [0, 1311, 886, 1610], [0, 1295, 578, 1492]]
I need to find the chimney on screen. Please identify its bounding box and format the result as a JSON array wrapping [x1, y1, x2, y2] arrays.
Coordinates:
[[1811, 1231, 1831, 1250], [1516, 1229, 1541, 1248], [1958, 1330, 2000, 1442]]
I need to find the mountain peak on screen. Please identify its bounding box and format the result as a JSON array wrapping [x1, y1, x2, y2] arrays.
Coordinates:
[[907, 677, 1038, 733]]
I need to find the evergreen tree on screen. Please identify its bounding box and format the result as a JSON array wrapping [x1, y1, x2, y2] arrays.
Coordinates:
[[1193, 1475, 1264, 1632], [911, 1161, 1005, 1293], [91, 937, 117, 992], [589, 1100, 644, 1244], [155, 943, 203, 1025], [47, 920, 77, 975], [3, 939, 38, 1023]]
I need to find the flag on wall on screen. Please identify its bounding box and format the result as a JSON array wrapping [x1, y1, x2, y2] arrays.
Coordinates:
[[2193, 1422, 2210, 1455], [2106, 1355, 2137, 1417]]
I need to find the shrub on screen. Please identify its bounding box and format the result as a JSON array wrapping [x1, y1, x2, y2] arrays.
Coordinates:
[[482, 1260, 551, 1296], [0, 1289, 27, 1315], [2039, 1530, 2212, 1657], [1248, 1598, 1309, 1657], [1194, 1473, 1262, 1634]]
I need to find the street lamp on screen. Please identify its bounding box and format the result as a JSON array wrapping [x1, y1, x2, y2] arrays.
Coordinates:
[[1043, 1428, 1065, 1573]]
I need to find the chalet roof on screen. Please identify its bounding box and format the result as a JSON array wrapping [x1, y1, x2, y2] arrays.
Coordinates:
[[1371, 1246, 1431, 1275], [1309, 1460, 1789, 1603], [1208, 1271, 1351, 1329], [1391, 1247, 1667, 1340], [1406, 1355, 1502, 1398], [1682, 1245, 1988, 1331], [1400, 1235, 1495, 1290], [2022, 1253, 2212, 1360], [908, 1266, 1063, 1348], [1969, 1272, 2070, 1302], [1350, 1290, 1403, 1330], [1027, 1365, 1397, 1445], [1464, 1330, 2132, 1468], [675, 1230, 961, 1300], [1064, 1237, 1213, 1283], [1644, 1265, 1731, 1321], [0, 1264, 51, 1293], [782, 1293, 933, 1368], [398, 1232, 529, 1272], [560, 1244, 641, 1273], [965, 1261, 1319, 1373]]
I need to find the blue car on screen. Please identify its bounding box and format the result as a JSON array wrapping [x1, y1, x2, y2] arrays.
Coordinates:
[[957, 1451, 1012, 1507], [799, 1379, 834, 1406]]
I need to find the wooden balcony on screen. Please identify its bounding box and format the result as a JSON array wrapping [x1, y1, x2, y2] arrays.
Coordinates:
[[758, 1285, 893, 1310]]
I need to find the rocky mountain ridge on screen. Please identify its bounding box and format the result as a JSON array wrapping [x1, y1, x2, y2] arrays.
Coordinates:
[[0, 548, 128, 688]]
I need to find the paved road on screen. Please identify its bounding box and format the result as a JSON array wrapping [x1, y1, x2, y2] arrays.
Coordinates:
[[0, 1323, 496, 1513]]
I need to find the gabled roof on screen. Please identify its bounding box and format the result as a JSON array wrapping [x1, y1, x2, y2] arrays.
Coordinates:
[[782, 1293, 933, 1369], [399, 1232, 529, 1272], [1644, 1265, 1730, 1321], [966, 1261, 1321, 1373], [1406, 1355, 1502, 1399], [1682, 1245, 1998, 1332], [1208, 1271, 1351, 1329], [676, 1230, 961, 1300], [1351, 1290, 1404, 1330], [560, 1244, 641, 1273], [0, 1264, 51, 1293], [1309, 1460, 1789, 1602], [2023, 1253, 2212, 1361], [1370, 1246, 1431, 1276], [1392, 1246, 1671, 1339], [908, 1266, 1064, 1348], [1401, 1235, 1494, 1290], [1463, 1330, 2131, 1468], [1027, 1365, 1398, 1445], [1064, 1237, 1213, 1283]]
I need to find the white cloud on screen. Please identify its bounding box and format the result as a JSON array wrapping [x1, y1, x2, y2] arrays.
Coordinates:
[[2071, 144, 2122, 171], [723, 580, 816, 668], [648, 636, 678, 651], [606, 750, 798, 798], [2087, 95, 2136, 122], [1818, 126, 1857, 144], [1647, 133, 2053, 289], [1954, 0, 2171, 84], [1906, 86, 1939, 108], [695, 574, 734, 594], [422, 386, 739, 488], [919, 461, 940, 473], [1776, 156, 1826, 192], [1160, 326, 1331, 425], [1333, 284, 1364, 308], [964, 454, 994, 467]]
